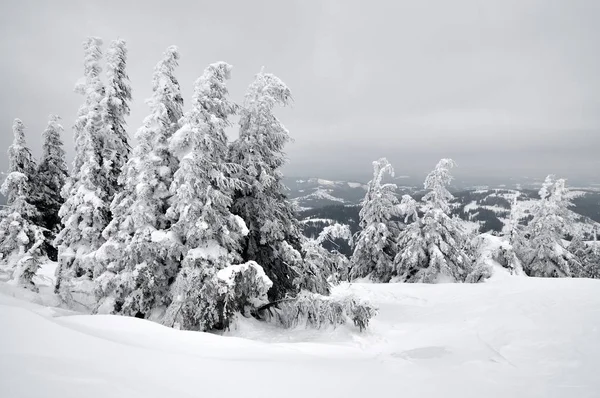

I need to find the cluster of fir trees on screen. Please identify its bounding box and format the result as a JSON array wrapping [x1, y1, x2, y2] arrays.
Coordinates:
[[508, 175, 600, 278], [0, 116, 68, 290], [350, 158, 600, 282], [0, 37, 376, 331]]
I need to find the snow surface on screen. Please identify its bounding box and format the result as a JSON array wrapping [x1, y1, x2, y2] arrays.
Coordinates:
[[2, 266, 600, 397]]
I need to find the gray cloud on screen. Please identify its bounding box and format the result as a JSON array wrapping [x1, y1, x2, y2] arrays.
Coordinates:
[[1, 0, 598, 184]]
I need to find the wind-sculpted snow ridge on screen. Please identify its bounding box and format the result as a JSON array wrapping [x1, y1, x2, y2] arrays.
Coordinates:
[[2, 264, 600, 397]]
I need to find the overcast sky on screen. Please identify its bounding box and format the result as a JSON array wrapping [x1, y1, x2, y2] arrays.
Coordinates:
[[1, 0, 599, 183]]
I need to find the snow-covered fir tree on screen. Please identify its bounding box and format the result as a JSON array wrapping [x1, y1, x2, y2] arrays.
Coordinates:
[[95, 46, 184, 317], [349, 158, 400, 282], [394, 159, 474, 283], [103, 38, 132, 201], [163, 61, 255, 330], [34, 115, 68, 232], [4, 119, 37, 210], [54, 37, 111, 306], [520, 175, 581, 277], [567, 234, 596, 278], [578, 231, 600, 278], [494, 195, 525, 275], [229, 70, 308, 301], [0, 120, 45, 290]]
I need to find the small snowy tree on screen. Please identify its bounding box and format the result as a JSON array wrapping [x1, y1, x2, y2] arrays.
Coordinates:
[[521, 175, 581, 278], [302, 223, 352, 285], [54, 37, 111, 307], [95, 46, 184, 317], [229, 70, 308, 301], [349, 158, 400, 282], [0, 121, 46, 290], [103, 39, 132, 201], [567, 234, 593, 278], [34, 115, 68, 232], [579, 231, 600, 278], [394, 159, 473, 283]]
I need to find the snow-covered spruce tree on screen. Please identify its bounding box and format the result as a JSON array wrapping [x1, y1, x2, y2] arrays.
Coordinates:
[[302, 223, 352, 284], [54, 37, 111, 307], [161, 61, 248, 331], [394, 159, 474, 283], [492, 195, 525, 275], [102, 39, 132, 202], [229, 70, 309, 301], [35, 115, 68, 232], [94, 46, 184, 317], [578, 231, 600, 278], [349, 158, 401, 282], [4, 119, 38, 210], [520, 175, 581, 278], [567, 234, 595, 278], [0, 120, 45, 290]]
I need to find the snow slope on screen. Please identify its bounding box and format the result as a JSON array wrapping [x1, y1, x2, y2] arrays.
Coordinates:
[[2, 273, 600, 397]]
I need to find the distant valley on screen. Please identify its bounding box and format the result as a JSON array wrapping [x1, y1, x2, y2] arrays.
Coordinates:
[[289, 176, 600, 256]]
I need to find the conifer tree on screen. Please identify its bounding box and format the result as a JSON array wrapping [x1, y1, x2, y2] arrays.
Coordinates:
[[394, 159, 473, 282], [520, 175, 581, 277], [103, 39, 132, 201], [302, 223, 352, 285], [349, 158, 400, 281], [5, 119, 37, 210], [229, 70, 306, 301], [167, 62, 242, 257], [164, 62, 278, 331], [567, 234, 593, 278], [95, 46, 184, 316], [579, 230, 600, 278], [35, 115, 68, 232], [54, 37, 111, 306], [0, 119, 45, 290]]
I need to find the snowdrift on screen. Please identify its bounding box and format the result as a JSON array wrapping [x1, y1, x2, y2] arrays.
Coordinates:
[[2, 270, 600, 397]]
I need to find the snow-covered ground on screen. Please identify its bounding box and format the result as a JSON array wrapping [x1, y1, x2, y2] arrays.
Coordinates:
[[2, 266, 600, 397]]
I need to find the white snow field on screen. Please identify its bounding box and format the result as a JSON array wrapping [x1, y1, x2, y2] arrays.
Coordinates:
[[1, 266, 600, 397]]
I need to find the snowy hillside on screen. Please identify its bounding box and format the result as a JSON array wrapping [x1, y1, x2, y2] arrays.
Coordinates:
[[285, 177, 369, 209], [286, 177, 419, 209], [454, 188, 600, 235], [2, 267, 600, 397]]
